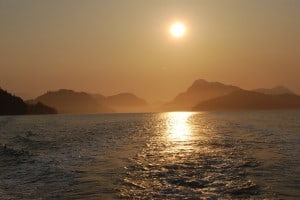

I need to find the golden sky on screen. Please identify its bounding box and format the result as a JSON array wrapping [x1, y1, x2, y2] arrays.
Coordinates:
[[0, 0, 299, 101]]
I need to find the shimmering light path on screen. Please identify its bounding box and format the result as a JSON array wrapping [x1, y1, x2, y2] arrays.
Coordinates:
[[0, 111, 299, 199]]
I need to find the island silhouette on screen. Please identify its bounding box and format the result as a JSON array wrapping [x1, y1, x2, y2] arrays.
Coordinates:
[[193, 89, 300, 111], [1, 79, 300, 115], [0, 88, 56, 115], [164, 79, 240, 110], [28, 90, 150, 114], [30, 89, 113, 114]]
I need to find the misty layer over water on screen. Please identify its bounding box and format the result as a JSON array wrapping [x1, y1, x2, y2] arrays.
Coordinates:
[[0, 111, 299, 199]]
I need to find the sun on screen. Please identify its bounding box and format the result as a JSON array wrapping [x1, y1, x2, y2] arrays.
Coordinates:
[[170, 22, 186, 38]]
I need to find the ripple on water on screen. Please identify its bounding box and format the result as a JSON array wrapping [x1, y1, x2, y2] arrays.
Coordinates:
[[1, 112, 299, 199], [119, 142, 264, 199], [119, 113, 268, 199]]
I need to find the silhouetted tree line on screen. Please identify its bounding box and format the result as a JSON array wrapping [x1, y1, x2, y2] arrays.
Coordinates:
[[0, 89, 57, 115]]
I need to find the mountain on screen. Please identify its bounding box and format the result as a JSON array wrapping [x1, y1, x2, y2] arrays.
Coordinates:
[[27, 102, 57, 114], [34, 89, 113, 114], [0, 88, 27, 115], [105, 93, 148, 107], [253, 86, 295, 95], [104, 93, 149, 113], [193, 89, 300, 111], [32, 90, 149, 114], [0, 88, 57, 115], [166, 79, 240, 110]]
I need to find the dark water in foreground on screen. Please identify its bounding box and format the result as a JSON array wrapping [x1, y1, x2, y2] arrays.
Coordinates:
[[0, 111, 299, 199]]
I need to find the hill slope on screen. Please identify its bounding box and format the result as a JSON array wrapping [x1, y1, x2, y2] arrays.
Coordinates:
[[166, 79, 240, 110], [253, 86, 295, 95], [193, 90, 300, 111], [0, 89, 27, 115], [0, 88, 56, 115], [35, 89, 113, 114], [104, 93, 149, 113]]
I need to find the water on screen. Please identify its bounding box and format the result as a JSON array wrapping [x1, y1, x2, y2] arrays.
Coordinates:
[[0, 111, 299, 199]]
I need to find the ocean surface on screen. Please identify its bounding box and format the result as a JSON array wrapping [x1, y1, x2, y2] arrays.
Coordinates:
[[0, 111, 299, 199]]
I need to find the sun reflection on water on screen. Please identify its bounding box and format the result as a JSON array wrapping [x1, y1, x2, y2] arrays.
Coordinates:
[[166, 112, 194, 142]]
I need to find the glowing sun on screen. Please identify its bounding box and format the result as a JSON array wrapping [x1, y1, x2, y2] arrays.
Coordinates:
[[170, 22, 186, 38]]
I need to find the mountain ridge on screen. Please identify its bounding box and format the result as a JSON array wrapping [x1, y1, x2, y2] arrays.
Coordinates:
[[32, 89, 150, 114], [0, 88, 56, 115], [2, 79, 299, 114], [193, 89, 300, 111], [34, 89, 113, 114], [164, 79, 241, 110]]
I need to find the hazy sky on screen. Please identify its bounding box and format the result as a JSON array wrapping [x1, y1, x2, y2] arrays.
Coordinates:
[[1, 0, 299, 101]]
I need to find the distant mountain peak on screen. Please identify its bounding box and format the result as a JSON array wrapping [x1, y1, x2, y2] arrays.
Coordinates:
[[54, 89, 74, 93], [106, 93, 148, 108], [35, 89, 113, 114], [165, 79, 241, 110], [192, 79, 209, 84], [112, 92, 136, 97], [58, 89, 73, 92], [188, 79, 237, 91]]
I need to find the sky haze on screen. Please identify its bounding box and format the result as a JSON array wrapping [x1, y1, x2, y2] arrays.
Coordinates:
[[1, 0, 299, 101]]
